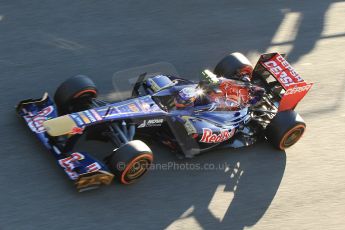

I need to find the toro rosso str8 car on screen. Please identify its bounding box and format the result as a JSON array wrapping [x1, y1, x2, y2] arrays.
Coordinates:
[[16, 52, 312, 192]]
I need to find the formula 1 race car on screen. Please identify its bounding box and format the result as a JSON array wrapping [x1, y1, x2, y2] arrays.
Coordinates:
[[16, 52, 312, 192]]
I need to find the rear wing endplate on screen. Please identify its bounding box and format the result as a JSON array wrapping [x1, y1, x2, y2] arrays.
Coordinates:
[[255, 53, 313, 111]]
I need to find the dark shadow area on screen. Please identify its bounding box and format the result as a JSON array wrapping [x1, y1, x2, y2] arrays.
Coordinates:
[[283, 1, 335, 63], [0, 0, 343, 229], [2, 109, 285, 230], [71, 137, 286, 230], [176, 145, 286, 230]]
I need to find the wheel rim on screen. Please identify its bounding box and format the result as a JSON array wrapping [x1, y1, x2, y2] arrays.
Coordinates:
[[126, 159, 150, 179], [121, 154, 153, 184], [280, 125, 305, 149]]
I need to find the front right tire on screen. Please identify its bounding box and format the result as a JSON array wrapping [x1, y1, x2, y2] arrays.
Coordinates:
[[107, 140, 153, 184]]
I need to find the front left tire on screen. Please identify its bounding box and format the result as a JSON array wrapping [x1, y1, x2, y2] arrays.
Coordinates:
[[54, 75, 98, 114]]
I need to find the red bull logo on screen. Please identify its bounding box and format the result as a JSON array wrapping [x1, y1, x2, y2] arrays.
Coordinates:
[[200, 128, 235, 143], [25, 106, 54, 133]]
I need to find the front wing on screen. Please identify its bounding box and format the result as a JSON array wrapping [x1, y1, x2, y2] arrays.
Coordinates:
[[16, 93, 114, 192]]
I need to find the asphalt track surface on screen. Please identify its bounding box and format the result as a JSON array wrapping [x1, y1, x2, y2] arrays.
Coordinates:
[[1, 1, 345, 229]]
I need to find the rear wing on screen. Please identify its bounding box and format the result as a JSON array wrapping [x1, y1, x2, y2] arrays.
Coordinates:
[[253, 53, 313, 111]]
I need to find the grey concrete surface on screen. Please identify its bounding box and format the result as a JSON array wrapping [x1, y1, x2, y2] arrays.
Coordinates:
[[0, 0, 345, 229]]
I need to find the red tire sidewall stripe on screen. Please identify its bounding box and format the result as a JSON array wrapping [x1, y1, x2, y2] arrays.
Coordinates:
[[121, 153, 153, 184], [73, 89, 97, 99], [279, 124, 306, 150]]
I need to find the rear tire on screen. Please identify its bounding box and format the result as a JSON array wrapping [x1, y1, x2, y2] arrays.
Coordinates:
[[54, 75, 98, 114], [214, 52, 253, 79], [108, 140, 153, 184], [265, 110, 306, 150]]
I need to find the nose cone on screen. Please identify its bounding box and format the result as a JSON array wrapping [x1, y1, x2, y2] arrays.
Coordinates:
[[43, 115, 78, 136]]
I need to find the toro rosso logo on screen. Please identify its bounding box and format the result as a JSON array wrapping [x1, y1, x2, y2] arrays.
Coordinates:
[[199, 128, 235, 143]]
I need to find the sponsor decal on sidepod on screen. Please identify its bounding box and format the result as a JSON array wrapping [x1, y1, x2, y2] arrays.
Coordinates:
[[138, 119, 163, 128], [200, 128, 235, 143]]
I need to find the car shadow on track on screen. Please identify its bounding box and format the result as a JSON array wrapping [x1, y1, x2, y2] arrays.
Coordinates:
[[5, 0, 340, 228], [153, 144, 286, 230], [73, 137, 286, 230]]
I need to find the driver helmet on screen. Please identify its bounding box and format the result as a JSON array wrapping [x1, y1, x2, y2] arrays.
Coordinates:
[[175, 87, 197, 108]]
